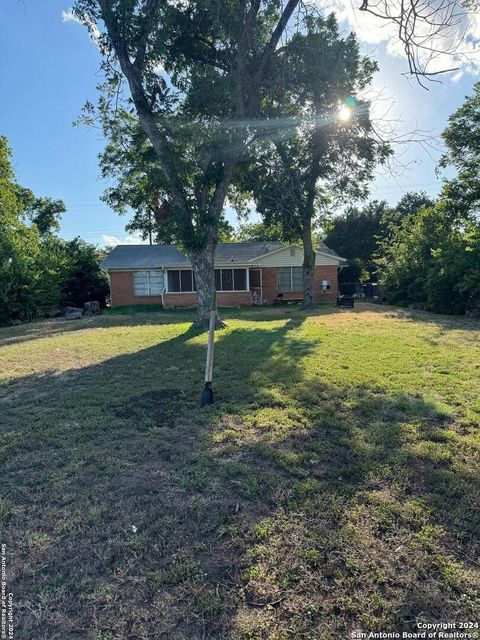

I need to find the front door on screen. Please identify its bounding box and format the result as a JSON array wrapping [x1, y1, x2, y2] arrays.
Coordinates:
[[249, 269, 262, 303]]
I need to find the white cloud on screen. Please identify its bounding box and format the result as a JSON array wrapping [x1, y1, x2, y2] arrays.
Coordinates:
[[62, 8, 79, 24], [62, 7, 102, 49], [101, 234, 147, 247], [323, 0, 480, 79]]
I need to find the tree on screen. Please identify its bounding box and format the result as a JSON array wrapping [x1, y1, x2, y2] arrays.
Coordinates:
[[98, 110, 173, 245], [27, 197, 66, 235], [324, 192, 436, 284], [377, 85, 480, 315], [324, 201, 391, 282], [439, 82, 480, 218], [61, 238, 110, 307], [99, 111, 236, 244], [0, 136, 60, 322], [236, 14, 390, 306], [73, 0, 474, 324], [233, 222, 282, 243], [378, 203, 480, 314], [0, 136, 108, 323], [395, 191, 436, 219], [74, 0, 302, 327]]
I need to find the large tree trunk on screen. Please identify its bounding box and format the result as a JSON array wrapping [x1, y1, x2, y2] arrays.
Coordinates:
[[188, 233, 225, 329], [302, 217, 316, 309], [189, 247, 216, 329]]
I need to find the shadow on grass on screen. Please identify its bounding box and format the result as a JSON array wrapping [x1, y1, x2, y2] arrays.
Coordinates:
[[0, 311, 198, 348], [1, 315, 479, 639]]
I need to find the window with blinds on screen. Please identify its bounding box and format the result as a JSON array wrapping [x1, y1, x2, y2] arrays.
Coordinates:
[[292, 267, 303, 291], [278, 267, 292, 291], [278, 267, 303, 291], [133, 271, 165, 296]]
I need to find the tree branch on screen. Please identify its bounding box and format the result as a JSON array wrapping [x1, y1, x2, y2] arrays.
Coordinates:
[[134, 0, 162, 69], [253, 0, 299, 87], [97, 0, 192, 231]]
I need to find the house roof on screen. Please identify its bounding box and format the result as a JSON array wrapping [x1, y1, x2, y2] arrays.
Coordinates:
[[101, 241, 344, 270]]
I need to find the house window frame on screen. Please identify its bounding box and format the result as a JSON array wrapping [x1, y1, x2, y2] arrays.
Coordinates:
[[165, 267, 250, 293], [278, 266, 303, 292], [215, 268, 249, 292], [166, 268, 196, 293], [133, 270, 165, 297]]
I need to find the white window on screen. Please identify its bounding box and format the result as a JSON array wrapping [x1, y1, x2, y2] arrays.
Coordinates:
[[133, 270, 164, 296], [321, 279, 331, 291], [278, 266, 303, 292]]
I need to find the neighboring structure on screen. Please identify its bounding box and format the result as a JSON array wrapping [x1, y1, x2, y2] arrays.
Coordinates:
[[101, 242, 346, 308]]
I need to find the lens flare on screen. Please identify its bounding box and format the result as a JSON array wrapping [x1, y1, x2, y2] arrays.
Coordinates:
[[338, 106, 352, 122]]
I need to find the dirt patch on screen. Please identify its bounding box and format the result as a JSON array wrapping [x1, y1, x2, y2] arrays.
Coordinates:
[[115, 389, 187, 427]]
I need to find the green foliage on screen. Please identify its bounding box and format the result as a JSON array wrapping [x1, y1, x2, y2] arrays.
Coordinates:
[[234, 13, 390, 306], [324, 200, 391, 279], [0, 136, 108, 323], [0, 136, 57, 322], [394, 191, 436, 219], [233, 222, 283, 243], [324, 192, 435, 283], [27, 197, 66, 235], [440, 82, 480, 217], [378, 203, 480, 314], [377, 84, 480, 315], [60, 238, 110, 308], [73, 0, 303, 251], [98, 110, 176, 244]]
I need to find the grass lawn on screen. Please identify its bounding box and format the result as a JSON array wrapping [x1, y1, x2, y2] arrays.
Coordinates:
[[1, 304, 479, 639]]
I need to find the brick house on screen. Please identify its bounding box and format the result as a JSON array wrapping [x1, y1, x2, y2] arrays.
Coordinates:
[[101, 241, 346, 308]]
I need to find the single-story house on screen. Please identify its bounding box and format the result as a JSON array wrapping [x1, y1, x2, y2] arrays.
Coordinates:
[[101, 241, 346, 308]]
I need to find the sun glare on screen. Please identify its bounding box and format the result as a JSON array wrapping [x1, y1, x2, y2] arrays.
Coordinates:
[[338, 106, 352, 122]]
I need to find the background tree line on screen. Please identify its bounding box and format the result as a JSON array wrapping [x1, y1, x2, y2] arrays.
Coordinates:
[[0, 136, 109, 324]]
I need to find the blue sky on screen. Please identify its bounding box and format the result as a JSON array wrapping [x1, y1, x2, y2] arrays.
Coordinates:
[[1, 0, 478, 246]]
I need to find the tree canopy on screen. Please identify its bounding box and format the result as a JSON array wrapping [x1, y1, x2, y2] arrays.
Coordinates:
[[74, 0, 311, 325], [378, 203, 480, 314], [439, 82, 480, 218], [232, 13, 390, 305], [325, 192, 436, 284]]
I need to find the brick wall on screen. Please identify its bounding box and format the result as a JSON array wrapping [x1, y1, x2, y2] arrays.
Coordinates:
[[109, 271, 135, 307], [109, 266, 339, 308], [164, 291, 251, 308], [261, 267, 278, 301], [108, 271, 252, 308], [260, 266, 339, 303], [313, 265, 338, 303]]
